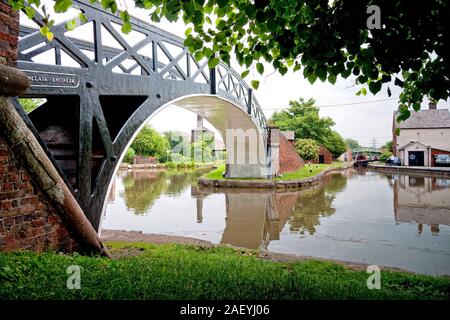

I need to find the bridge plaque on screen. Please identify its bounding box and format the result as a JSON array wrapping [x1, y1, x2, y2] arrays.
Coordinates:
[[23, 70, 79, 88]]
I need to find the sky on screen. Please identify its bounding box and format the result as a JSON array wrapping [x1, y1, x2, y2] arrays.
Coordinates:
[[22, 1, 450, 148]]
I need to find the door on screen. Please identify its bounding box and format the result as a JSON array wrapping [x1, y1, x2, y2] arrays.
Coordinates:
[[408, 151, 424, 166], [319, 155, 325, 164]]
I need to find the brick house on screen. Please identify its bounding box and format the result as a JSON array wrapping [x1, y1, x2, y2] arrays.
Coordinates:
[[315, 145, 333, 164], [393, 102, 450, 166]]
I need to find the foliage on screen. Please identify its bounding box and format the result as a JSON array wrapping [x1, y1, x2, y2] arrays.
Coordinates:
[[11, 0, 450, 122], [345, 138, 361, 151], [294, 138, 320, 160], [382, 141, 394, 153], [130, 125, 169, 162], [323, 130, 347, 158], [379, 151, 393, 162], [123, 147, 136, 164], [270, 98, 346, 157], [19, 98, 44, 113], [163, 131, 190, 153], [1, 242, 449, 300]]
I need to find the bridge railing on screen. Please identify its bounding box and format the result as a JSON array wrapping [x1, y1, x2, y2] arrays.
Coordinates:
[[17, 0, 268, 138]]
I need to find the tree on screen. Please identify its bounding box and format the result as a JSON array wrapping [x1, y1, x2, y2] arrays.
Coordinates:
[[324, 130, 347, 158], [382, 141, 393, 152], [130, 125, 169, 161], [294, 139, 319, 160], [270, 97, 346, 156], [345, 139, 360, 151], [14, 0, 449, 122]]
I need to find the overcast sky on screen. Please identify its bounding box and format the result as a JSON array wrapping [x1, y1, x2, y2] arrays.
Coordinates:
[[25, 1, 450, 147]]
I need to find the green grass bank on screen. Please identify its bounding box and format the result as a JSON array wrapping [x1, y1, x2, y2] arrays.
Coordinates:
[[204, 162, 347, 181], [0, 242, 448, 300]]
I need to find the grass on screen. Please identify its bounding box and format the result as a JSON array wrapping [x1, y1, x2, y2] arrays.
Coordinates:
[[0, 242, 449, 300], [204, 162, 348, 181]]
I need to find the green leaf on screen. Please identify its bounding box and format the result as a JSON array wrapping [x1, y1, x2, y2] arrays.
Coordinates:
[[25, 7, 35, 19], [328, 75, 336, 85], [185, 27, 192, 37], [251, 80, 260, 90], [361, 87, 367, 96], [121, 21, 132, 34], [78, 13, 88, 23], [54, 0, 73, 13], [307, 73, 317, 84], [65, 19, 77, 31], [241, 70, 250, 79], [395, 128, 401, 136], [194, 51, 204, 61], [256, 62, 264, 75], [208, 57, 220, 69], [101, 0, 117, 13], [368, 81, 382, 95], [387, 87, 392, 97]]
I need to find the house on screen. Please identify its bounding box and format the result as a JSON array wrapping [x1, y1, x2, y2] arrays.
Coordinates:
[[393, 101, 450, 166], [315, 145, 333, 164]]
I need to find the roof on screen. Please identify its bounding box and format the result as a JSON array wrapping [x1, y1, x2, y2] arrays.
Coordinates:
[[281, 131, 295, 140], [398, 141, 429, 151], [396, 109, 450, 129]]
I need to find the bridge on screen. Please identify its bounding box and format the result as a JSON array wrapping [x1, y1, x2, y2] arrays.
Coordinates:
[[9, 0, 279, 231]]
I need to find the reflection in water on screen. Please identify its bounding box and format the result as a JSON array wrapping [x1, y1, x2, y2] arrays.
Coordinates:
[[103, 168, 450, 275], [118, 168, 212, 214]]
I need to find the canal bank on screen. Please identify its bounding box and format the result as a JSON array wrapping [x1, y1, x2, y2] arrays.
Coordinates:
[[369, 163, 450, 177], [1, 241, 449, 300], [198, 162, 352, 189]]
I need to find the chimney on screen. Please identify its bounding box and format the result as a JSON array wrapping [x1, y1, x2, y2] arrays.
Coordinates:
[[429, 100, 437, 110]]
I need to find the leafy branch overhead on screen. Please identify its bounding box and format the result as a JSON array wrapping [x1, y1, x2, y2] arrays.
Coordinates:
[[9, 0, 450, 122]]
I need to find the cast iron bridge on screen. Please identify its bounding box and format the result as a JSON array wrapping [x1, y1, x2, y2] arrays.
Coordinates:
[[12, 0, 271, 230]]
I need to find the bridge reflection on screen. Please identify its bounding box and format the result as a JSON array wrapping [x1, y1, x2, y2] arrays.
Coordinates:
[[192, 173, 348, 250]]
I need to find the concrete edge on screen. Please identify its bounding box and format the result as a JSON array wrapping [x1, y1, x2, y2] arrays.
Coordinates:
[[198, 163, 352, 190], [369, 164, 450, 177]]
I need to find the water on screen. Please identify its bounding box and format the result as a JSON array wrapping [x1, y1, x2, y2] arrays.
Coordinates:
[[102, 168, 450, 275]]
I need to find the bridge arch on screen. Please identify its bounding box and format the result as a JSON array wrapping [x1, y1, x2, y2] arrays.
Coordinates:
[[13, 0, 272, 230]]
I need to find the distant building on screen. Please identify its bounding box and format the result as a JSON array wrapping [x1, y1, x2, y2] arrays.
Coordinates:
[[314, 145, 333, 164], [393, 101, 450, 166]]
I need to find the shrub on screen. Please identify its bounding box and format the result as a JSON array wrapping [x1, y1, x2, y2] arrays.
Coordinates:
[[123, 147, 136, 164], [380, 151, 393, 162], [294, 139, 320, 160]]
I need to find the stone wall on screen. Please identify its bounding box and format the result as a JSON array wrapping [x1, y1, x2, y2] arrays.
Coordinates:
[[0, 137, 80, 252], [0, 0, 19, 66], [278, 133, 304, 174]]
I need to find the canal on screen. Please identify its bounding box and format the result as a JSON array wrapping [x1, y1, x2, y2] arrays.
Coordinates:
[[102, 168, 450, 275]]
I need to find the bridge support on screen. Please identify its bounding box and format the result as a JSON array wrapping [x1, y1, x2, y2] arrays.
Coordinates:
[[0, 64, 108, 255]]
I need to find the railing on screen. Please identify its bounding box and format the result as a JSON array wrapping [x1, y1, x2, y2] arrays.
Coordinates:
[[17, 0, 269, 138]]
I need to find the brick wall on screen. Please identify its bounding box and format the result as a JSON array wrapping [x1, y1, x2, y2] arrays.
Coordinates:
[[431, 148, 450, 167], [279, 133, 304, 173], [314, 145, 333, 164], [133, 156, 158, 165], [0, 1, 19, 66], [0, 137, 80, 252]]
